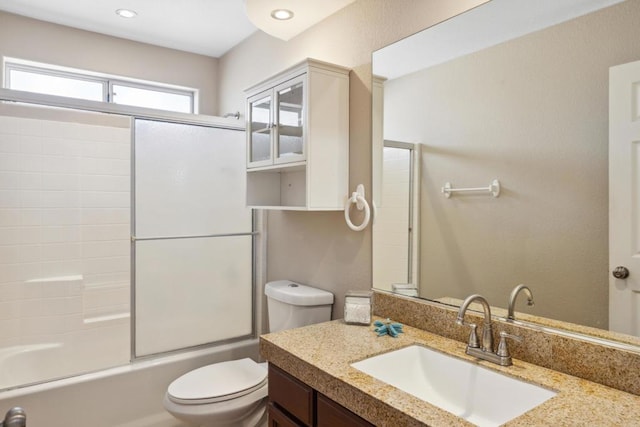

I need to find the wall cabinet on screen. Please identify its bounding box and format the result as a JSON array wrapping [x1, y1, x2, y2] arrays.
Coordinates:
[[247, 75, 306, 168], [245, 59, 350, 210], [268, 364, 373, 427]]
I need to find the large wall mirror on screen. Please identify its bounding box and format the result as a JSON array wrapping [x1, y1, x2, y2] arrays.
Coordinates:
[[372, 0, 640, 344]]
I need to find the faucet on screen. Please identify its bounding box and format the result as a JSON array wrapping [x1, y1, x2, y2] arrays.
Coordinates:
[[457, 294, 521, 366], [508, 284, 534, 320], [456, 294, 494, 352], [0, 407, 26, 427]]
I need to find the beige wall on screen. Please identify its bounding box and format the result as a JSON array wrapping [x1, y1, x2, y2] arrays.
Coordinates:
[[218, 0, 487, 319], [0, 1, 490, 323], [382, 1, 640, 328], [0, 11, 219, 115]]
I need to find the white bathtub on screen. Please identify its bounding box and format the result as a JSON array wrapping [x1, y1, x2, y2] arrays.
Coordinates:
[[0, 339, 260, 427], [0, 343, 66, 390]]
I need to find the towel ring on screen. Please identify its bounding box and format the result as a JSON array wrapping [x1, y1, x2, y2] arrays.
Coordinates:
[[345, 184, 371, 231]]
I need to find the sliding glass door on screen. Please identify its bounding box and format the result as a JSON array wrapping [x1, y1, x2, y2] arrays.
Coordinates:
[[133, 120, 252, 357]]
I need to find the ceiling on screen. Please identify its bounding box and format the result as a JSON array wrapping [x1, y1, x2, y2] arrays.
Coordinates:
[[373, 0, 624, 80], [0, 0, 357, 58], [0, 0, 258, 58]]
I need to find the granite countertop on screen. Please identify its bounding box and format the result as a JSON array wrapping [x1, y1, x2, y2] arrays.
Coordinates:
[[260, 318, 640, 426]]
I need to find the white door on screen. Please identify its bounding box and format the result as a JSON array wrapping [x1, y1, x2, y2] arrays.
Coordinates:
[[609, 60, 640, 336]]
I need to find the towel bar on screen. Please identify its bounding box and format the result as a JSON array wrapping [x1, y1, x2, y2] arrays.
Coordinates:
[[441, 179, 501, 198]]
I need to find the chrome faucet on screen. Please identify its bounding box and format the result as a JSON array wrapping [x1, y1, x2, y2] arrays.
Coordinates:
[[457, 294, 521, 366], [508, 284, 534, 320], [0, 407, 26, 427], [456, 294, 494, 352]]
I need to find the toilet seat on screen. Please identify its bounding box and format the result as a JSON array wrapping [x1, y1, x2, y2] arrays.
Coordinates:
[[167, 358, 267, 405]]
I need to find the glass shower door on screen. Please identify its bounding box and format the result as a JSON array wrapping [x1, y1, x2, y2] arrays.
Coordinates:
[[372, 142, 417, 291], [133, 120, 252, 357]]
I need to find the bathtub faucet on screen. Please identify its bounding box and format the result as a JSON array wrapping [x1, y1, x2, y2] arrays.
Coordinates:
[[0, 407, 26, 427]]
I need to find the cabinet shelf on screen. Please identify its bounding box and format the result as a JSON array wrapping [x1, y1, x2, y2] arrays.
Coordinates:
[[247, 162, 305, 173], [247, 167, 306, 209], [277, 125, 303, 138]]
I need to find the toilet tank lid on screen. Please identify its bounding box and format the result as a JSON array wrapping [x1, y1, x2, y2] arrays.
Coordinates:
[[265, 280, 334, 306]]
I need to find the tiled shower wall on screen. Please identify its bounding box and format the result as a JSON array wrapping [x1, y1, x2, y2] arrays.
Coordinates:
[[0, 105, 131, 374], [372, 146, 412, 291]]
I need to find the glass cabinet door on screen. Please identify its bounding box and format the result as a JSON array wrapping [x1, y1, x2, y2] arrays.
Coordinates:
[[274, 76, 306, 164], [247, 91, 273, 167]]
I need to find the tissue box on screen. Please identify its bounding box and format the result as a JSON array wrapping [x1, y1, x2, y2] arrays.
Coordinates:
[[344, 290, 373, 325]]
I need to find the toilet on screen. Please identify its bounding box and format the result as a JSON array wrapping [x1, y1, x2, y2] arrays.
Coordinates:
[[163, 280, 334, 427]]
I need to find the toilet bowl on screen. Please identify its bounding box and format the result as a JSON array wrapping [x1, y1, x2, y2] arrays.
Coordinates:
[[163, 280, 334, 427], [163, 358, 268, 427]]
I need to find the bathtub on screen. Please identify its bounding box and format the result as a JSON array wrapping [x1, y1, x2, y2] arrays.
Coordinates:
[[0, 338, 259, 427], [0, 343, 66, 389]]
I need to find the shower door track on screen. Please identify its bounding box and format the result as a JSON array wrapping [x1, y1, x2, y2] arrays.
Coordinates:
[[0, 88, 243, 130]]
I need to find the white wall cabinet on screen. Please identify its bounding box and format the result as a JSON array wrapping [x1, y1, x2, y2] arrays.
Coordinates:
[[245, 59, 349, 210]]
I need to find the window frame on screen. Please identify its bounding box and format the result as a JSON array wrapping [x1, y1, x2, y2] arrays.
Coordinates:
[[109, 80, 195, 114], [3, 58, 197, 114]]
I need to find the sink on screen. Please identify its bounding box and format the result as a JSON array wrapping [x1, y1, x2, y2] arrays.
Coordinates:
[[351, 345, 556, 427]]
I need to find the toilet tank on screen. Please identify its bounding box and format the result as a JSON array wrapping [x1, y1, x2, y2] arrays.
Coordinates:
[[265, 280, 334, 333]]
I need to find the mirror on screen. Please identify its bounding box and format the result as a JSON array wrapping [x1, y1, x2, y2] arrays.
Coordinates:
[[372, 0, 640, 342]]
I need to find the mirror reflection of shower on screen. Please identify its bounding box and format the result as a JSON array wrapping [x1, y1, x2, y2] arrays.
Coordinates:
[[372, 141, 420, 296]]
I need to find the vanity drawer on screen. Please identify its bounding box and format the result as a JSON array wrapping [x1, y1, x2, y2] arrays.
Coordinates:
[[317, 393, 374, 427], [268, 402, 304, 427], [268, 364, 314, 426]]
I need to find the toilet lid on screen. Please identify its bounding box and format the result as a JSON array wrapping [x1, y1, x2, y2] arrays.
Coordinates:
[[168, 358, 267, 404]]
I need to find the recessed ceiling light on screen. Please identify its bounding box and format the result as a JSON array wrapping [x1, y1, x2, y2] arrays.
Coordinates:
[[115, 9, 137, 18], [270, 9, 294, 21]]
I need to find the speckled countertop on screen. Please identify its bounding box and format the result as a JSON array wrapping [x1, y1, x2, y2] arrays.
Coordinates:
[[260, 319, 640, 426]]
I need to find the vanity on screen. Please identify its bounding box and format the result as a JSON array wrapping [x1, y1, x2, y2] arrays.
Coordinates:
[[267, 363, 373, 427], [260, 292, 640, 426]]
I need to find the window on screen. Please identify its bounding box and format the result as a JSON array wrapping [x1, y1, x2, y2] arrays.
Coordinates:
[[4, 59, 196, 114], [7, 66, 105, 101], [111, 83, 193, 113]]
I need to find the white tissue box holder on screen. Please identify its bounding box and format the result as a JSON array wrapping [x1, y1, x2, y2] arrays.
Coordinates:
[[344, 290, 373, 325]]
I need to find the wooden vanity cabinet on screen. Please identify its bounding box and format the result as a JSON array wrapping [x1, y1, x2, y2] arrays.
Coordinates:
[[268, 364, 374, 427], [268, 402, 304, 427], [316, 393, 374, 427], [268, 364, 313, 425]]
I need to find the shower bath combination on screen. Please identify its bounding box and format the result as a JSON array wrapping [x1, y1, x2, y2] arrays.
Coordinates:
[[0, 99, 255, 426]]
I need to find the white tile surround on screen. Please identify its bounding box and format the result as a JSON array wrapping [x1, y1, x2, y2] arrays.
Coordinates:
[[0, 106, 131, 386], [372, 146, 412, 290]]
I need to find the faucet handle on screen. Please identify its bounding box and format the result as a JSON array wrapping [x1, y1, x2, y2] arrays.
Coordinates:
[[465, 323, 480, 349], [497, 331, 522, 357]]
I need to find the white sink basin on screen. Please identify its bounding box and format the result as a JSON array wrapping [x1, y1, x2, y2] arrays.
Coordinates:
[[351, 345, 556, 427]]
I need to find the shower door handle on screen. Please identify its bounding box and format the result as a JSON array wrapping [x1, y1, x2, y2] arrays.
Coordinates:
[[0, 407, 26, 427]]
